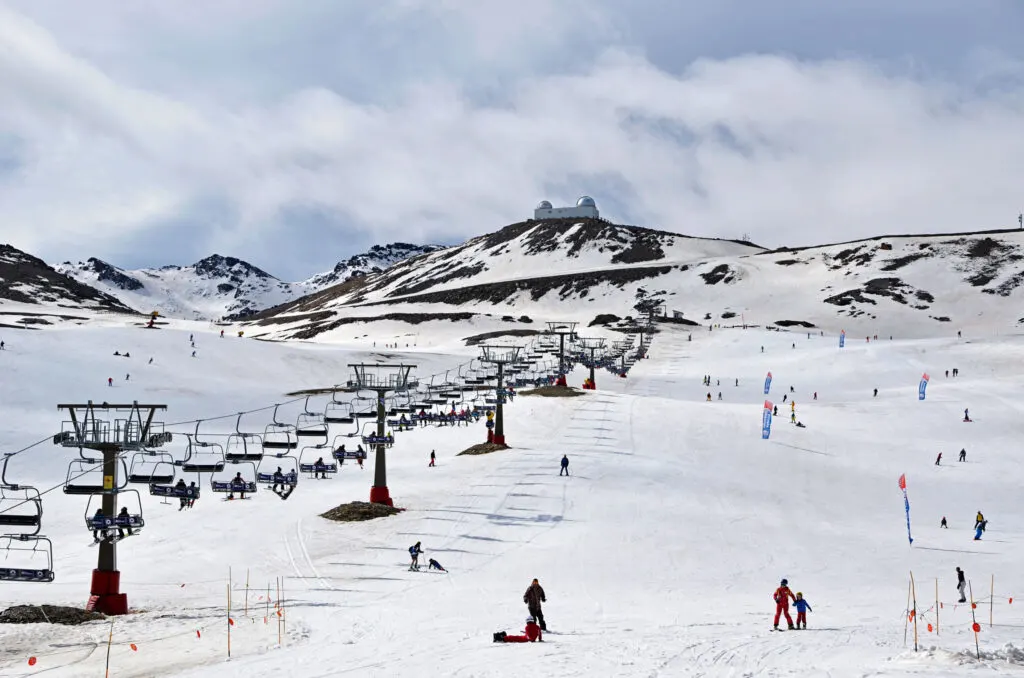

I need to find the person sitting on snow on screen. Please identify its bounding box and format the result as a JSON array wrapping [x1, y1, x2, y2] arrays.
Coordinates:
[[493, 617, 542, 643], [428, 558, 446, 572]]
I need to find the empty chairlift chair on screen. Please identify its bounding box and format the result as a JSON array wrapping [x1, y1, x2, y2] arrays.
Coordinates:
[[296, 396, 329, 439], [0, 535, 55, 583], [262, 405, 298, 451], [324, 391, 355, 425], [225, 414, 265, 462], [352, 394, 377, 420], [64, 457, 128, 495], [180, 425, 227, 473], [127, 450, 176, 485], [0, 455, 44, 533]]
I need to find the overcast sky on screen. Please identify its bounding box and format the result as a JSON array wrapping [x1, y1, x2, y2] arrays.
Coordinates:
[[2, 1, 1024, 279]]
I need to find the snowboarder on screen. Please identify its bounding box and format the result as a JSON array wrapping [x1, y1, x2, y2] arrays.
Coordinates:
[[974, 520, 987, 541], [91, 508, 106, 542], [941, 516, 948, 528], [187, 481, 198, 508], [227, 472, 247, 500], [314, 457, 328, 479], [409, 542, 422, 570], [116, 506, 134, 539], [935, 453, 942, 466], [493, 617, 542, 643], [793, 593, 812, 629], [773, 579, 796, 630], [524, 578, 547, 631], [271, 467, 286, 494], [959, 448, 966, 462], [428, 558, 446, 572], [429, 450, 435, 467], [560, 455, 569, 476], [108, 377, 113, 387], [956, 567, 967, 603]]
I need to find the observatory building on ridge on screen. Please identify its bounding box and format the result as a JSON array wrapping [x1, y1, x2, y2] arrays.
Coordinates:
[[534, 196, 599, 221]]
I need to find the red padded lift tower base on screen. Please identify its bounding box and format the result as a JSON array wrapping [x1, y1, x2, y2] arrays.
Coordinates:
[[87, 569, 128, 615], [369, 486, 393, 507], [492, 433, 506, 445]]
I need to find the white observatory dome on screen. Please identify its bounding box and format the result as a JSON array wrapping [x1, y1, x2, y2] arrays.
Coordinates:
[[536, 200, 553, 210], [576, 196, 596, 208]]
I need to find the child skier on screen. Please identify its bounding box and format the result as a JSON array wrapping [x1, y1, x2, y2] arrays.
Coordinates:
[[793, 592, 812, 629], [773, 579, 796, 630], [409, 541, 422, 571], [493, 617, 542, 643], [428, 558, 446, 572]]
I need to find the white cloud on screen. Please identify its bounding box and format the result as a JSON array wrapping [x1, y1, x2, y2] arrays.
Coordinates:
[[1, 3, 1024, 277]]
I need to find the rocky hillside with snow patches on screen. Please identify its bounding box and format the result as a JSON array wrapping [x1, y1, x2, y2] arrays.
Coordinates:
[[0, 245, 138, 329], [53, 243, 443, 321], [248, 223, 1024, 341]]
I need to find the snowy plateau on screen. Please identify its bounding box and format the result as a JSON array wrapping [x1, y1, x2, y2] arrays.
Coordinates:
[[2, 220, 1024, 677]]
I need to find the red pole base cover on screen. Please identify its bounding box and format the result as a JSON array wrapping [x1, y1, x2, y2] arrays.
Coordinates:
[[87, 569, 129, 615], [486, 430, 494, 443], [369, 486, 393, 506], [492, 434, 506, 445]]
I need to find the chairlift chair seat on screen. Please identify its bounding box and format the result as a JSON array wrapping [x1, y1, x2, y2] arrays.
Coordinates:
[[211, 480, 258, 493], [299, 462, 338, 475], [256, 471, 298, 486], [180, 460, 226, 473], [150, 483, 200, 499]]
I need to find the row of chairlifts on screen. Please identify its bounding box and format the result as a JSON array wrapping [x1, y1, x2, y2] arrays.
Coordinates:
[[0, 454, 54, 583]]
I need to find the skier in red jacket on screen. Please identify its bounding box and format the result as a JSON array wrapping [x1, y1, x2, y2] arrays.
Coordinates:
[[773, 579, 796, 630]]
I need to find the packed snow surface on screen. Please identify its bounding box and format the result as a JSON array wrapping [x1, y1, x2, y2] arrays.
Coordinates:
[[1, 318, 1023, 677]]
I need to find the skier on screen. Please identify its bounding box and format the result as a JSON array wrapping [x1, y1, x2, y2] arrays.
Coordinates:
[[428, 558, 446, 572], [174, 478, 188, 510], [429, 450, 435, 468], [873, 388, 878, 397], [0, 340, 4, 350], [189, 334, 193, 342], [735, 378, 738, 387], [940, 516, 948, 528], [409, 541, 422, 571], [956, 567, 967, 603], [790, 412, 796, 424], [108, 377, 113, 387], [126, 373, 130, 381], [524, 578, 547, 631], [935, 453, 942, 466], [793, 593, 812, 629], [116, 506, 135, 539], [227, 472, 247, 500], [974, 520, 987, 541], [761, 346, 764, 353], [271, 467, 286, 495], [945, 370, 949, 378], [783, 394, 787, 403], [959, 448, 966, 462], [717, 392, 722, 400], [148, 357, 153, 364], [493, 617, 542, 643], [963, 408, 971, 422], [773, 405, 778, 416], [220, 330, 224, 338], [790, 386, 795, 393], [706, 392, 712, 401], [191, 350, 196, 358], [975, 511, 985, 529], [813, 392, 817, 400], [560, 455, 569, 476], [773, 578, 796, 630]]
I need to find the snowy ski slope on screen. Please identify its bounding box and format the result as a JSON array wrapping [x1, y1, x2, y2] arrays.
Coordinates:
[[2, 317, 1024, 676]]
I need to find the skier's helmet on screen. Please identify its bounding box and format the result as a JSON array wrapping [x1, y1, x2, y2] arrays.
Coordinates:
[[781, 578, 788, 586]]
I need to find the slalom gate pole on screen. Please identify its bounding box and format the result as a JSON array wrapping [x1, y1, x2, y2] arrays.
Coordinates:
[[245, 569, 250, 617], [990, 575, 994, 628], [969, 581, 980, 660], [910, 571, 919, 651], [104, 619, 114, 678], [276, 577, 282, 646], [903, 578, 911, 647], [935, 578, 939, 636], [282, 576, 287, 644], [266, 583, 271, 622]]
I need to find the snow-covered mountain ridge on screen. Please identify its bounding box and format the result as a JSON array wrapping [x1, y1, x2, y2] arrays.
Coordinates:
[[53, 243, 444, 321]]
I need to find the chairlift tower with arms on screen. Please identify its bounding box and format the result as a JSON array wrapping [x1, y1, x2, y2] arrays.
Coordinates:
[[545, 322, 578, 382], [55, 401, 167, 615], [348, 364, 416, 507], [578, 337, 607, 388], [479, 344, 522, 447]]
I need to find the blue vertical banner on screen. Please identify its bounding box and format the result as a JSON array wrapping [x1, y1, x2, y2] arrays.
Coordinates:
[[762, 400, 774, 439], [764, 371, 773, 395], [918, 373, 929, 401], [898, 473, 913, 545], [839, 330, 845, 348]]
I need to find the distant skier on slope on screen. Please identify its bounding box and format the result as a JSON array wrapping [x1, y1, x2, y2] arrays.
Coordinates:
[[935, 453, 942, 466], [773, 579, 796, 630], [959, 448, 966, 462], [560, 455, 569, 476], [793, 593, 812, 629], [975, 511, 985, 529], [409, 541, 422, 571], [974, 520, 987, 541], [956, 567, 967, 603]]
